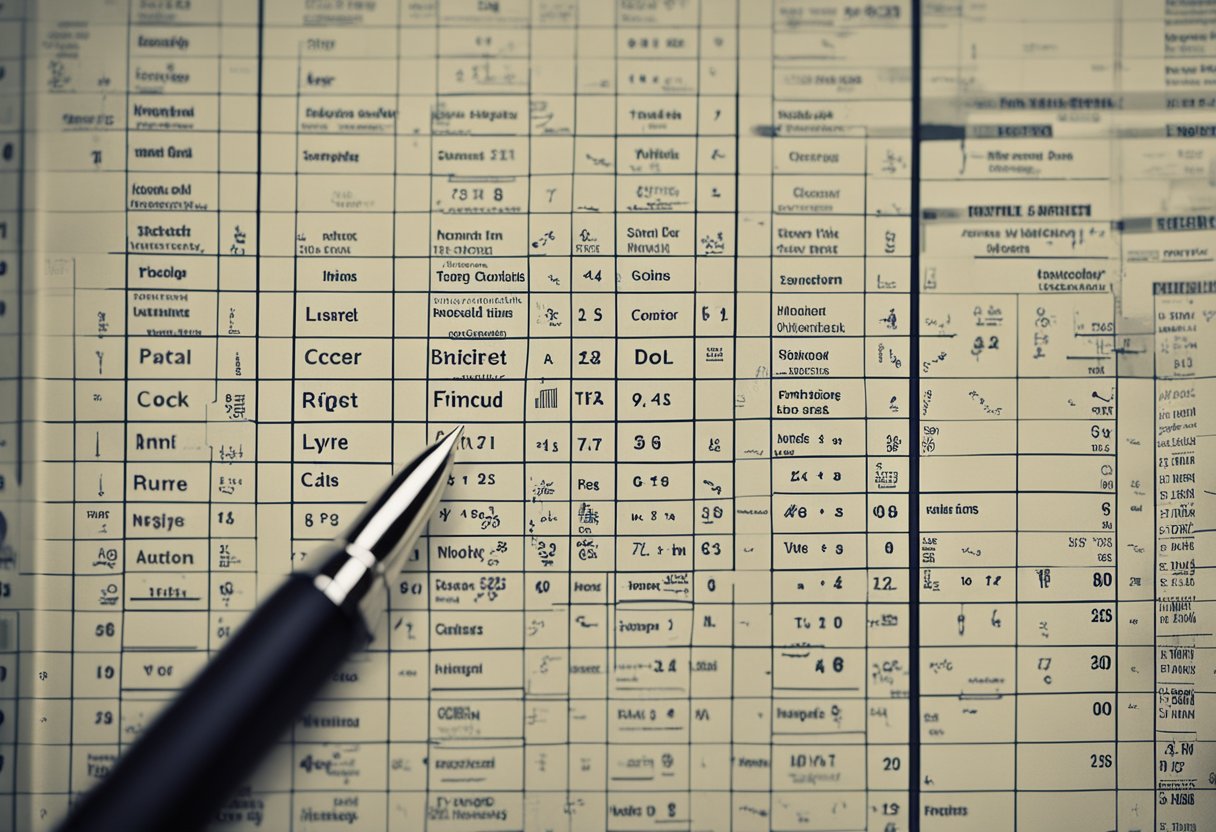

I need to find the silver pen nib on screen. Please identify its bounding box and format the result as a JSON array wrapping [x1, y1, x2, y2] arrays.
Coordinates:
[[312, 426, 463, 631]]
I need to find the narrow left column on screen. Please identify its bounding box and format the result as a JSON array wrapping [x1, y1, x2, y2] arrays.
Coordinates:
[[115, 0, 224, 818], [24, 1, 130, 828]]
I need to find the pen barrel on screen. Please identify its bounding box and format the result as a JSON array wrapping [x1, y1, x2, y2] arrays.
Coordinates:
[[57, 573, 369, 832]]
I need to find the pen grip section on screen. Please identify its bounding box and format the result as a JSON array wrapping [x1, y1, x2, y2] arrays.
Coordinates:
[[58, 573, 369, 832]]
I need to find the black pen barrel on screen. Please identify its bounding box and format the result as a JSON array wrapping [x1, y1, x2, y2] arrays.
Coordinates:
[[56, 573, 368, 832]]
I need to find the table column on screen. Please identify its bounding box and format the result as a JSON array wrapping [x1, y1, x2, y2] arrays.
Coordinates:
[[252, 1, 297, 823], [120, 0, 219, 814], [917, 3, 1143, 828], [201, 2, 264, 825], [1152, 282, 1216, 829], [612, 1, 699, 822], [732, 0, 773, 825], [863, 12, 914, 822], [288, 5, 398, 825], [918, 280, 1018, 829], [209, 0, 262, 641], [522, 3, 577, 823], [568, 0, 616, 822], [27, 4, 129, 825], [1015, 294, 1120, 827], [388, 3, 435, 827], [689, 0, 738, 826], [424, 3, 530, 826], [1112, 353, 1155, 830]]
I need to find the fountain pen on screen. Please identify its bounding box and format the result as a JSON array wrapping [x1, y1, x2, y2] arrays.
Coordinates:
[[58, 426, 464, 832]]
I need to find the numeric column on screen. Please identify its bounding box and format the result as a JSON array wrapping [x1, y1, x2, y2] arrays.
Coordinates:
[[568, 1, 616, 821], [689, 0, 738, 825]]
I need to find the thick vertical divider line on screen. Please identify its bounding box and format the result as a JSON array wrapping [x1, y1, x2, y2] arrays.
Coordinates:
[[11, 8, 27, 830], [14, 2, 24, 491], [908, 1, 922, 828], [120, 0, 133, 787], [254, 0, 264, 624]]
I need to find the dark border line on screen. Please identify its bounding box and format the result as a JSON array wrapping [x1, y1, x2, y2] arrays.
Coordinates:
[[12, 7, 28, 822], [909, 0, 922, 828], [15, 6, 25, 488]]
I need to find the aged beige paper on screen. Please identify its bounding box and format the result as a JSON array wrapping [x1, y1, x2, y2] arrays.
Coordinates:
[[0, 0, 1211, 830]]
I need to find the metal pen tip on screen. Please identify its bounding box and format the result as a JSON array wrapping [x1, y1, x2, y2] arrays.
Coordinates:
[[312, 426, 464, 627], [438, 423, 464, 453], [345, 426, 462, 561]]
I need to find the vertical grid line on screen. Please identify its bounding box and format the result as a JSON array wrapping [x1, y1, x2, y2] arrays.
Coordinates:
[[12, 5, 27, 821], [728, 2, 741, 818], [521, 6, 534, 826], [14, 0, 26, 491], [68, 254, 77, 802], [287, 39, 303, 823], [606, 7, 618, 826], [862, 120, 870, 815], [766, 3, 776, 827], [566, 3, 579, 828], [1151, 291, 1158, 832], [208, 0, 222, 684], [1014, 296, 1020, 831], [908, 1, 922, 827], [423, 4, 440, 826], [388, 1, 404, 824], [689, 0, 702, 816], [1112, 153, 1119, 832], [253, 0, 265, 696], [119, 0, 134, 774]]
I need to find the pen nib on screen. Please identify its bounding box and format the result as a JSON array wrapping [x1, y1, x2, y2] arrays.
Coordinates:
[[343, 425, 464, 572]]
